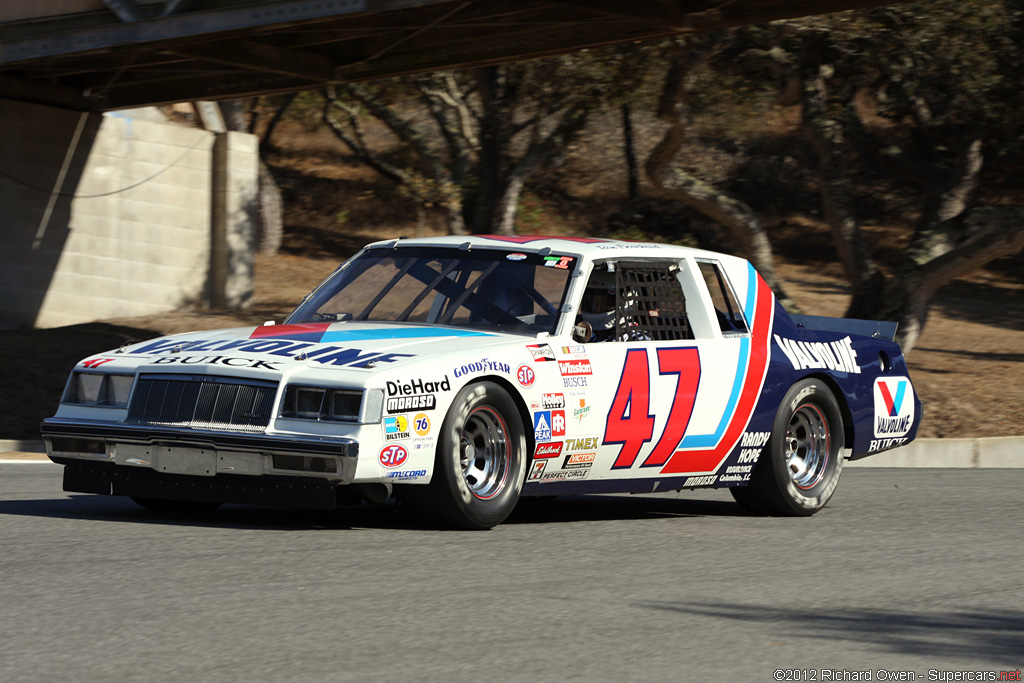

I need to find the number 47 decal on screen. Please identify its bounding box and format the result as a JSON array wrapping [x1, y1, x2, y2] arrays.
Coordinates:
[[605, 348, 701, 469]]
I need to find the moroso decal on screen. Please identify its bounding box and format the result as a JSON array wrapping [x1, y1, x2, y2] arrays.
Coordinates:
[[659, 264, 775, 475]]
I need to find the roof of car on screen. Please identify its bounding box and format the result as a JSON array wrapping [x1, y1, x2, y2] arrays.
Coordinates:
[[363, 234, 744, 264]]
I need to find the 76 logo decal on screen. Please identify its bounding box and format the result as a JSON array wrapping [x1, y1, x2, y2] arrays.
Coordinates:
[[605, 348, 701, 469]]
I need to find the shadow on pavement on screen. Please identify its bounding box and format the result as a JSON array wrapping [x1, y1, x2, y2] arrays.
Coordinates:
[[638, 600, 1024, 664], [0, 491, 748, 531]]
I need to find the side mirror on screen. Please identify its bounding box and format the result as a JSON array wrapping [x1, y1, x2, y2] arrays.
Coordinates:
[[571, 320, 592, 344]]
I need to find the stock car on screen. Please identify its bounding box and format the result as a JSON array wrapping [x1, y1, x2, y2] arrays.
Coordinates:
[[42, 235, 921, 529]]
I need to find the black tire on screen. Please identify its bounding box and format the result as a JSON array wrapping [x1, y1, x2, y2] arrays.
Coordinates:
[[410, 381, 527, 529], [130, 497, 223, 513], [730, 379, 844, 516]]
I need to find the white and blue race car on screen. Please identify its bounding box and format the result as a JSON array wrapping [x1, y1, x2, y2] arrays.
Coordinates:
[[42, 235, 921, 528]]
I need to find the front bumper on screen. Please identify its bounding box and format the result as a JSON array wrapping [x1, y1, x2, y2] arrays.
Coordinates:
[[42, 418, 359, 509]]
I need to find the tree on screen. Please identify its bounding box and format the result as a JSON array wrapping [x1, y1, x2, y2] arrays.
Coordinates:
[[791, 1, 1024, 351], [719, 2, 1024, 351], [322, 54, 626, 235], [219, 98, 284, 255], [643, 35, 799, 311]]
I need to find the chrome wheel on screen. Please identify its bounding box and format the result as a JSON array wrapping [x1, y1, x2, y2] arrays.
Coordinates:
[[785, 402, 830, 489], [459, 406, 510, 500], [732, 379, 844, 516], [405, 381, 525, 529]]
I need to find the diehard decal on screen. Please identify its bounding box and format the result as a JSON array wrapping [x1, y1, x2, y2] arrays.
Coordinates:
[[385, 376, 449, 414], [387, 377, 451, 396]]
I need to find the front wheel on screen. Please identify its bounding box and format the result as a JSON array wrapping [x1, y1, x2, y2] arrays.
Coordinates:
[[731, 379, 844, 515], [408, 381, 527, 529]]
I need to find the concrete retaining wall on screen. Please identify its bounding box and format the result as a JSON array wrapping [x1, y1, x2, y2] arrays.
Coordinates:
[[0, 99, 258, 329]]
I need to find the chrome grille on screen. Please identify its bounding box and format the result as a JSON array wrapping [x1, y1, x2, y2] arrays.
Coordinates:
[[126, 375, 278, 433]]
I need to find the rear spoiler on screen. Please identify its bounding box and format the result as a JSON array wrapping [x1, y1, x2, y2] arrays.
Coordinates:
[[790, 315, 898, 343]]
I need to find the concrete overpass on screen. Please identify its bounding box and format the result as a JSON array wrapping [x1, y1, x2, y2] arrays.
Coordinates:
[[2, 0, 909, 330], [2, 0, 907, 111]]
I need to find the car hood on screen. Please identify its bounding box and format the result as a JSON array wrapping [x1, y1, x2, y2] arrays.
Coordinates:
[[92, 321, 521, 378]]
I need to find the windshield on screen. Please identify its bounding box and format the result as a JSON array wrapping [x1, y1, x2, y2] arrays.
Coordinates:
[[287, 246, 575, 335]]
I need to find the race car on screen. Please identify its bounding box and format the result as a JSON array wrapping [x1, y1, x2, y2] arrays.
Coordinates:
[[42, 235, 921, 529]]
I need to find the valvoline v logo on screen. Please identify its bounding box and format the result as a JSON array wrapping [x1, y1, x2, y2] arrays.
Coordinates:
[[873, 377, 915, 438]]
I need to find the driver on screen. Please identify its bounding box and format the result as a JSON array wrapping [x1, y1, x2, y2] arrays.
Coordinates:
[[577, 269, 649, 342]]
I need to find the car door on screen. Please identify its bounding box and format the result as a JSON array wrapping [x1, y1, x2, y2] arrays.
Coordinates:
[[548, 256, 769, 486]]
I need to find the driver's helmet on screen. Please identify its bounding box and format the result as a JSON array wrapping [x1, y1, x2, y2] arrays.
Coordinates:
[[579, 269, 618, 331]]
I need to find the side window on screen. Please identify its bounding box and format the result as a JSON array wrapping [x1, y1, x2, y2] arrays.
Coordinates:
[[697, 260, 749, 334], [579, 261, 692, 342]]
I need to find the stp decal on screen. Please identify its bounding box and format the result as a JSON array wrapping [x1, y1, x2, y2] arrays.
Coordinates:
[[517, 364, 536, 387], [874, 377, 915, 438], [379, 444, 409, 468]]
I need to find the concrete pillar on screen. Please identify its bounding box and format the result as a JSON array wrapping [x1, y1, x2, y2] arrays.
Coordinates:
[[210, 130, 258, 309]]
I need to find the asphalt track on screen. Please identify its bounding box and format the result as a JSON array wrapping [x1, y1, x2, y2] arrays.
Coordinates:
[[1, 463, 1021, 682]]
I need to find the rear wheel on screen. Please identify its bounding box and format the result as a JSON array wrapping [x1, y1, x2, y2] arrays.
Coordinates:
[[731, 379, 844, 515], [407, 381, 526, 529]]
